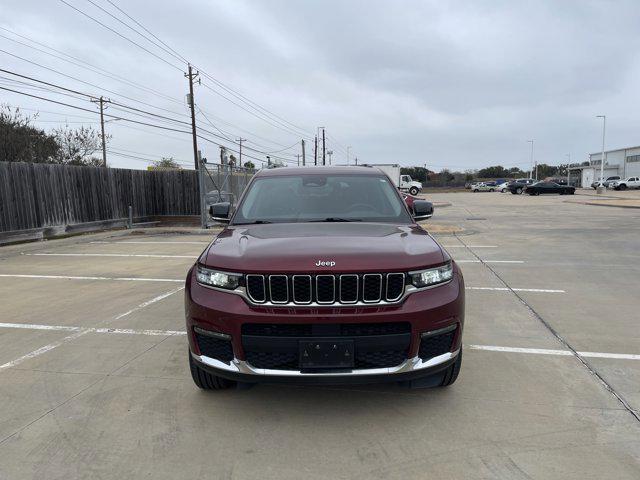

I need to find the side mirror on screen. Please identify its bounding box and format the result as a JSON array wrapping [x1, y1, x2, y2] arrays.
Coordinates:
[[412, 200, 433, 221], [209, 202, 231, 223]]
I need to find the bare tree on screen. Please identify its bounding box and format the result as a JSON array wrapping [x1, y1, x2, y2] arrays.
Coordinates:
[[52, 124, 109, 166]]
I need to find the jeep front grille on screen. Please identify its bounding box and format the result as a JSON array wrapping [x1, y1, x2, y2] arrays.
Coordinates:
[[245, 273, 406, 305]]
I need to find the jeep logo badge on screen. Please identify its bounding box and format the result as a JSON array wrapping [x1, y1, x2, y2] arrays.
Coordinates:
[[315, 260, 336, 267]]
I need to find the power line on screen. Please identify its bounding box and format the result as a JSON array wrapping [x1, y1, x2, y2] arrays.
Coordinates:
[[84, 0, 186, 65], [0, 50, 191, 117], [57, 0, 346, 155], [58, 0, 184, 71], [104, 0, 189, 64], [0, 28, 185, 105]]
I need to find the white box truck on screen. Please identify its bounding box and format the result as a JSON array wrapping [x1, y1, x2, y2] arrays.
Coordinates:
[[364, 164, 423, 195]]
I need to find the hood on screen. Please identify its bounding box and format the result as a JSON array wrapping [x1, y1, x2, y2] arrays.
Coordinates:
[[201, 223, 445, 273]]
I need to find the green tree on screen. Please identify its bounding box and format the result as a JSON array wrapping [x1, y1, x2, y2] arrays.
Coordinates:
[[243, 161, 255, 169], [152, 157, 181, 169], [535, 164, 559, 178], [400, 166, 428, 182], [477, 165, 510, 178], [0, 105, 59, 163]]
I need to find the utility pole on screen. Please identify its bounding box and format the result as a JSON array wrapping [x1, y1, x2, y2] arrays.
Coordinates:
[[91, 96, 110, 167], [327, 150, 333, 165], [596, 115, 606, 194], [322, 128, 326, 166], [314, 136, 318, 166], [236, 138, 246, 166], [355, 157, 358, 165], [185, 64, 200, 170], [296, 154, 300, 166], [565, 153, 571, 185], [301, 139, 306, 166], [527, 140, 534, 179]]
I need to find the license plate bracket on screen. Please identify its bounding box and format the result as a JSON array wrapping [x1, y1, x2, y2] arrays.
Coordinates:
[[299, 339, 354, 369]]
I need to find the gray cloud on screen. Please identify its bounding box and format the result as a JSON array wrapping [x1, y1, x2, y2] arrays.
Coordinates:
[[2, 0, 640, 170]]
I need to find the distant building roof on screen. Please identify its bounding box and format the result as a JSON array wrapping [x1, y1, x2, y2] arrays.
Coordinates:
[[589, 145, 640, 156]]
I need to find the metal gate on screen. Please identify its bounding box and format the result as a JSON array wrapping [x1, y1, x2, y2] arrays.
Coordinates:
[[198, 161, 256, 227]]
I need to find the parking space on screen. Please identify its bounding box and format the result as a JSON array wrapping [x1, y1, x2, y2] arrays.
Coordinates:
[[1, 196, 639, 478]]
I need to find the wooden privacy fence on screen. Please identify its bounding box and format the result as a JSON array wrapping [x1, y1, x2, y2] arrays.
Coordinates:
[[0, 161, 200, 239]]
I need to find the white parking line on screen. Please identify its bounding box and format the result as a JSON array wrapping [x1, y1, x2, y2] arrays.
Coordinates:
[[0, 274, 183, 283], [90, 241, 207, 245], [468, 345, 640, 361], [114, 286, 185, 320], [467, 287, 565, 293], [0, 323, 187, 337], [442, 245, 498, 248], [1, 322, 638, 362], [0, 286, 185, 371], [0, 330, 89, 371], [24, 253, 194, 259], [457, 260, 524, 264]]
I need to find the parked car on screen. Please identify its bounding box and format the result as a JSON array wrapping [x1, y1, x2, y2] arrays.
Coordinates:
[[471, 182, 495, 192], [609, 177, 640, 190], [514, 178, 535, 184], [591, 176, 620, 189], [495, 181, 509, 192], [186, 167, 464, 390], [507, 180, 534, 194], [524, 181, 575, 195]]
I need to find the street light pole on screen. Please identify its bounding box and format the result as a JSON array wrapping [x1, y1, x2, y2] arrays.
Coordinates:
[[596, 115, 606, 194], [527, 140, 534, 179], [565, 153, 571, 185]]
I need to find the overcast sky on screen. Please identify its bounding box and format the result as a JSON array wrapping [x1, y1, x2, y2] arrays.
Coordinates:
[[2, 0, 640, 171]]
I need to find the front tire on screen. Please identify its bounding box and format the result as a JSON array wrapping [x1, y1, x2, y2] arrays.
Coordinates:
[[473, 189, 478, 192], [501, 188, 506, 193], [440, 349, 462, 387], [189, 351, 234, 390], [516, 187, 523, 194], [619, 184, 627, 190], [409, 186, 419, 196], [489, 188, 495, 192]]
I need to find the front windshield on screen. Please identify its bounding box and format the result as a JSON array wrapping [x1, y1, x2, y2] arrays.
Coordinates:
[[232, 174, 412, 224]]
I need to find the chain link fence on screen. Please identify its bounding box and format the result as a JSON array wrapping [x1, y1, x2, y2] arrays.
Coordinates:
[[199, 162, 256, 227]]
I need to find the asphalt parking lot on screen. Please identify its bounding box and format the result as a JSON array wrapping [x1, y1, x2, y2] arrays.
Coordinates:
[[1, 191, 639, 479]]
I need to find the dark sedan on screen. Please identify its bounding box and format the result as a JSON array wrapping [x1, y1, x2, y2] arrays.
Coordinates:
[[525, 181, 575, 195]]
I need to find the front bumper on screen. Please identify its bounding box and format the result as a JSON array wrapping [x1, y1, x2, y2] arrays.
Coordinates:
[[191, 349, 460, 385], [185, 265, 464, 383]]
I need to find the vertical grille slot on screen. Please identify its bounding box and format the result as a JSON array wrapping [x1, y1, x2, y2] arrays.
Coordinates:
[[362, 274, 382, 303], [246, 274, 266, 303], [386, 273, 405, 301], [269, 275, 289, 303], [245, 273, 407, 305], [292, 275, 312, 304], [339, 275, 359, 303], [316, 275, 335, 304]]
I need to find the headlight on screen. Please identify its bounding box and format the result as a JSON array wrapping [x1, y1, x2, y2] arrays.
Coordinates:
[[196, 265, 242, 289], [409, 262, 453, 288]]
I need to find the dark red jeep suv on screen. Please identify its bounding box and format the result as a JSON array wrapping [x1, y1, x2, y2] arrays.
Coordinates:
[[185, 166, 464, 389]]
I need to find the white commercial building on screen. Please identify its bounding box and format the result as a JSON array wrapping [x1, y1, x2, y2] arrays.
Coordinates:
[[572, 146, 640, 187]]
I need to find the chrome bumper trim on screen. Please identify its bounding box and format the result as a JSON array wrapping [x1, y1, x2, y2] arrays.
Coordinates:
[[192, 349, 460, 377]]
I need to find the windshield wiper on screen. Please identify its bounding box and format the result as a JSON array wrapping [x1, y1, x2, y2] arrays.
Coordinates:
[[233, 220, 272, 225], [309, 218, 362, 222]]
